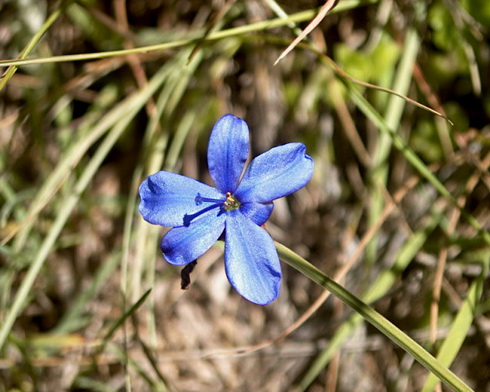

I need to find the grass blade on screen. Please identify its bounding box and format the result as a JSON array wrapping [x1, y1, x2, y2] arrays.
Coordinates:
[[421, 256, 488, 392], [277, 242, 474, 392], [0, 68, 168, 350], [296, 208, 443, 390]]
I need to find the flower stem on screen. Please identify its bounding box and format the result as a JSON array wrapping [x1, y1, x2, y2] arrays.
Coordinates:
[[275, 241, 474, 392]]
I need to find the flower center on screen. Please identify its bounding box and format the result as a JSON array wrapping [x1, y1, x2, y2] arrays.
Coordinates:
[[224, 192, 240, 211], [183, 192, 240, 227]]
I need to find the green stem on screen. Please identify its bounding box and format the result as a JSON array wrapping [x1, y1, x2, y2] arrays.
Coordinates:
[[276, 242, 474, 392], [0, 2, 67, 90]]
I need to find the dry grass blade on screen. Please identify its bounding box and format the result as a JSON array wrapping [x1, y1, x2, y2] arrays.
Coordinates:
[[273, 0, 339, 65], [321, 53, 453, 124]]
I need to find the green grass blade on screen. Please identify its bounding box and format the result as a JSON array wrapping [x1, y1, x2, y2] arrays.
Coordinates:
[[297, 208, 443, 390], [421, 256, 488, 392], [0, 115, 133, 351], [366, 28, 420, 266], [0, 68, 169, 350], [0, 1, 376, 68], [102, 288, 152, 343], [345, 81, 490, 246], [276, 242, 474, 392], [10, 66, 169, 251], [0, 2, 66, 91], [53, 251, 121, 334]]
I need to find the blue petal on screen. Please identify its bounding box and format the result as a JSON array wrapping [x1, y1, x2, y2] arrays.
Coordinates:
[[207, 114, 249, 193], [161, 210, 226, 265], [224, 210, 281, 305], [235, 143, 313, 203], [239, 202, 274, 226], [139, 171, 224, 227]]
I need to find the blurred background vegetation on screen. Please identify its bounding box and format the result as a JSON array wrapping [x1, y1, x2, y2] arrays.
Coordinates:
[[0, 0, 489, 391]]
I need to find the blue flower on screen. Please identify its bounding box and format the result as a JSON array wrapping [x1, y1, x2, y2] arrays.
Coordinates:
[[139, 114, 314, 305]]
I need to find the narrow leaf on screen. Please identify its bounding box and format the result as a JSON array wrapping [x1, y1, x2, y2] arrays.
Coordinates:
[[276, 242, 474, 392], [422, 257, 488, 392]]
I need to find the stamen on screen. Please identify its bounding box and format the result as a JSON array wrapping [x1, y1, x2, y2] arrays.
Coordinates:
[[185, 192, 239, 226], [195, 192, 224, 205], [224, 192, 241, 210]]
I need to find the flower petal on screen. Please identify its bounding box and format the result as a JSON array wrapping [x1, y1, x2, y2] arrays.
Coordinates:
[[224, 210, 281, 305], [139, 171, 224, 227], [161, 210, 225, 265], [235, 143, 313, 203], [240, 202, 274, 226], [207, 114, 249, 193]]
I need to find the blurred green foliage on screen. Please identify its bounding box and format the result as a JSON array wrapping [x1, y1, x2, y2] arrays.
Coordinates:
[[334, 34, 401, 84], [463, 0, 490, 26]]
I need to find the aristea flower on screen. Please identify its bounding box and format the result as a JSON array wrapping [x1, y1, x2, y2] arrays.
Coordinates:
[[138, 114, 313, 305]]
